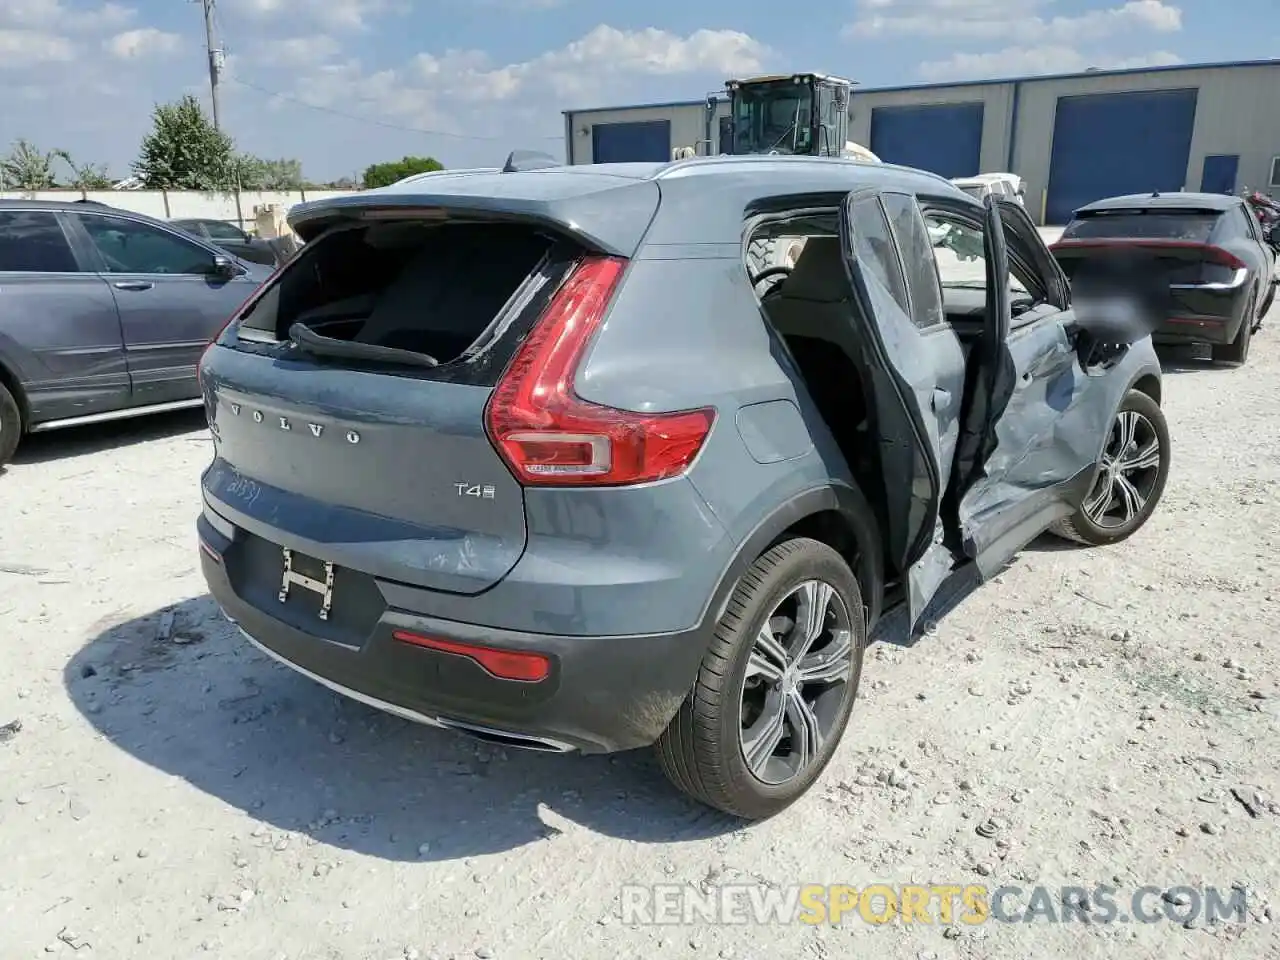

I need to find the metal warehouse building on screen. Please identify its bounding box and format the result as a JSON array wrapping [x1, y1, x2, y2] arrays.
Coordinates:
[[562, 58, 1280, 224]]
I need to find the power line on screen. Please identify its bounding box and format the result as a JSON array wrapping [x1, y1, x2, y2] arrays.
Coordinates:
[[222, 74, 563, 142]]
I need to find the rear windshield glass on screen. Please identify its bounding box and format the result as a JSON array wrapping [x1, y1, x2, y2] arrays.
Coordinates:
[[234, 219, 559, 380], [1061, 210, 1221, 242], [957, 185, 986, 201]]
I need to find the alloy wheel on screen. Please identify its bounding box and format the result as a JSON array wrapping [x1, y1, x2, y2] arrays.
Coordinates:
[[1082, 410, 1162, 529], [738, 579, 855, 785]]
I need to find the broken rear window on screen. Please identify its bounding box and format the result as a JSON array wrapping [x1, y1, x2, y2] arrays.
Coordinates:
[[231, 219, 563, 384]]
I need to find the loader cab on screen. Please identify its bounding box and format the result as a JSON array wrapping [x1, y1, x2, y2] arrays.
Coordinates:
[[726, 73, 852, 158]]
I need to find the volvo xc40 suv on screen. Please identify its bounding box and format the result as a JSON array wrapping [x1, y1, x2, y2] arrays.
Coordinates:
[[196, 156, 1170, 819]]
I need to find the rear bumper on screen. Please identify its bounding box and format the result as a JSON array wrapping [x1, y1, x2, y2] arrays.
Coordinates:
[[198, 514, 709, 754], [1153, 276, 1253, 345]]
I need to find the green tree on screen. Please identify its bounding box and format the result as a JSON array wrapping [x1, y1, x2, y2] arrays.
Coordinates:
[[1, 139, 66, 189], [234, 154, 306, 190], [133, 95, 235, 190], [63, 159, 113, 190], [361, 155, 443, 189]]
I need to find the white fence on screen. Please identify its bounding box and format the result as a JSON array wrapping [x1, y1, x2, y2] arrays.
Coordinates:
[[0, 188, 362, 233]]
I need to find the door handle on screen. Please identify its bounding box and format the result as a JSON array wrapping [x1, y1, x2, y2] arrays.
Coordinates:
[[931, 387, 951, 412], [113, 280, 154, 291]]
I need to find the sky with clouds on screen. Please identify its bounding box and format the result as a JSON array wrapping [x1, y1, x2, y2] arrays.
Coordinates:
[[1, 0, 1275, 182]]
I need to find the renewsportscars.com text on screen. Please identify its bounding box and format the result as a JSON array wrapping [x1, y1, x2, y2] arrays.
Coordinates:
[[619, 883, 1248, 927]]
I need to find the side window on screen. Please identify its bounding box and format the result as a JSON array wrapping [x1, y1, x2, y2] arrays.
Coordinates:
[[1236, 206, 1258, 240], [882, 193, 945, 329], [923, 215, 1029, 296], [204, 221, 247, 241], [850, 195, 910, 315], [0, 211, 80, 273], [77, 215, 215, 275]]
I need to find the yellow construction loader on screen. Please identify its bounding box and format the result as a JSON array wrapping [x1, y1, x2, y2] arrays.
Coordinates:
[[671, 73, 881, 271]]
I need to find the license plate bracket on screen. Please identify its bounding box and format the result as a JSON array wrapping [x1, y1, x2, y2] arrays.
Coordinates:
[[277, 547, 335, 621]]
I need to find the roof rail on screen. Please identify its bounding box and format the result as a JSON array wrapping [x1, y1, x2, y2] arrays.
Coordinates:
[[502, 150, 561, 173]]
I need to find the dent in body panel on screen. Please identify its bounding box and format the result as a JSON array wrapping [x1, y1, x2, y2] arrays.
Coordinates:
[[375, 477, 733, 637], [203, 461, 518, 595], [957, 325, 1156, 559]]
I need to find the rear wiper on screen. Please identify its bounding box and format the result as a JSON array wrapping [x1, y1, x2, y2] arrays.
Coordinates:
[[287, 322, 439, 368]]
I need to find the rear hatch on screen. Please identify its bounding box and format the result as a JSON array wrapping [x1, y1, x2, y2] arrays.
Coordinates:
[[198, 172, 660, 596], [1049, 207, 1238, 288]]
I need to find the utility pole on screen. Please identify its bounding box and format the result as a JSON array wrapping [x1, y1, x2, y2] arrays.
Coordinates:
[[201, 0, 223, 130]]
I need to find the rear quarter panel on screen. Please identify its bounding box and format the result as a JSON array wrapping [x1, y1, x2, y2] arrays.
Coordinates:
[[573, 245, 867, 626]]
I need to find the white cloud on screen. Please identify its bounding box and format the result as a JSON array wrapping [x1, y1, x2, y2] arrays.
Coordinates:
[[1, 0, 135, 31], [105, 26, 181, 59], [411, 25, 768, 104], [917, 45, 1184, 81], [227, 0, 401, 31], [0, 28, 75, 65], [846, 0, 1182, 43], [255, 34, 342, 67], [259, 24, 769, 134]]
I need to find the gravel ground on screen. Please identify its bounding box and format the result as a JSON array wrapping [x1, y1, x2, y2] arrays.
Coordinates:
[[2, 300, 1278, 960]]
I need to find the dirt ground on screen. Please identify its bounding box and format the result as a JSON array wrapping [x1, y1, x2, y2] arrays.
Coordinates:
[[2, 303, 1278, 960]]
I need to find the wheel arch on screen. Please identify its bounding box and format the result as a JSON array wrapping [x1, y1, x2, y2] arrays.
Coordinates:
[[0, 359, 28, 428], [702, 484, 885, 639], [1128, 371, 1161, 407]]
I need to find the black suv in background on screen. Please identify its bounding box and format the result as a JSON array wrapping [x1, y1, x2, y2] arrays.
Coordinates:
[[171, 218, 295, 267]]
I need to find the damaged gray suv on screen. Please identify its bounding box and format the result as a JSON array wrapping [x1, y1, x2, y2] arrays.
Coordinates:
[[196, 155, 1169, 820]]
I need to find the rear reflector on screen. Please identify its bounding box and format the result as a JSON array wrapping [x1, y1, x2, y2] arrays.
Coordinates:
[[392, 630, 551, 682], [484, 255, 716, 486]]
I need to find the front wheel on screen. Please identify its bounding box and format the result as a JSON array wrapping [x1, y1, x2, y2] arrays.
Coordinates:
[[1049, 389, 1170, 547], [655, 537, 866, 820]]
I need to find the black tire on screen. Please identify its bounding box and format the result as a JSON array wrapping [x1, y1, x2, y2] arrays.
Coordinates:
[[1049, 389, 1170, 547], [1212, 293, 1254, 365], [1258, 280, 1276, 326], [655, 537, 866, 820], [0, 381, 21, 469]]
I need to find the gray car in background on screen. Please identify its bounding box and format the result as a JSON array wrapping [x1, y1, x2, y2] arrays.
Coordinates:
[[196, 157, 1170, 819], [0, 200, 269, 468], [170, 217, 282, 267]]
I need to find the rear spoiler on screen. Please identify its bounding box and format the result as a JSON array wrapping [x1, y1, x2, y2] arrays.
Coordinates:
[[286, 175, 659, 256]]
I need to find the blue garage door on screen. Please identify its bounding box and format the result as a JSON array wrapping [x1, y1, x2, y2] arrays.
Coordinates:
[[1045, 88, 1199, 225], [591, 120, 671, 163], [869, 103, 984, 178], [1200, 154, 1240, 194]]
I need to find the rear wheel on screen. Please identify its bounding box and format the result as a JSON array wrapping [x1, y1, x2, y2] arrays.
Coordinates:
[[0, 382, 21, 469], [655, 538, 866, 820], [1049, 389, 1170, 547], [1258, 279, 1276, 325], [1212, 293, 1255, 365]]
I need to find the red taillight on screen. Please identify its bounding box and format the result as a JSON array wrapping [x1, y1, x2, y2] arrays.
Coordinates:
[[484, 255, 716, 486], [391, 630, 550, 682], [1050, 239, 1246, 270]]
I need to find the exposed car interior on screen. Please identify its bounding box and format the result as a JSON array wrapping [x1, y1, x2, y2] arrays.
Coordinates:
[[235, 220, 556, 365], [745, 203, 1056, 541]]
